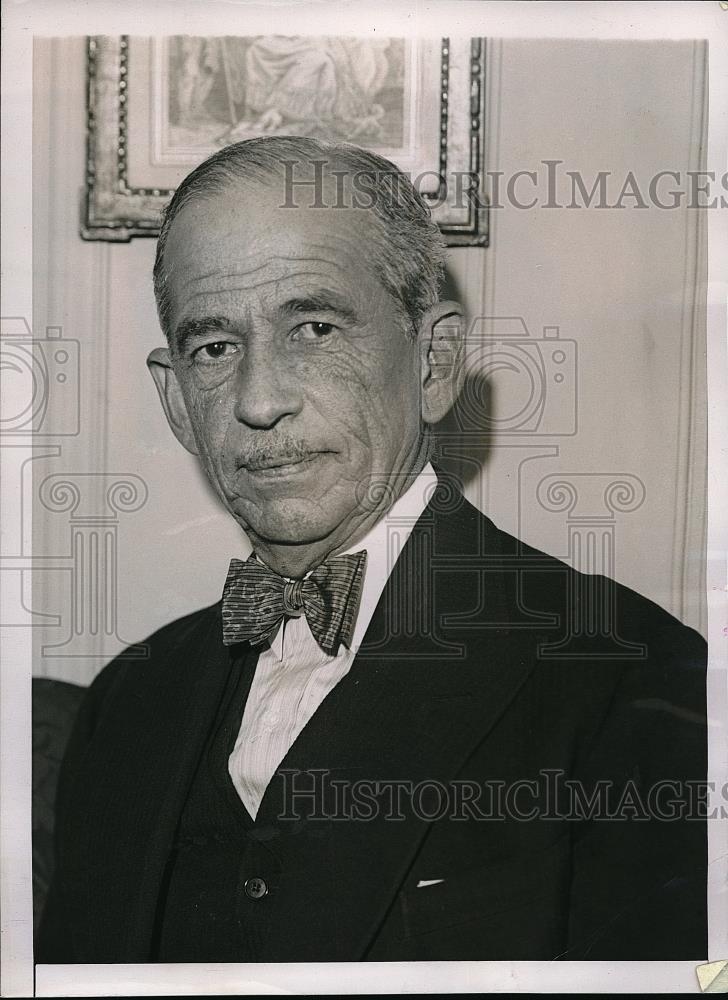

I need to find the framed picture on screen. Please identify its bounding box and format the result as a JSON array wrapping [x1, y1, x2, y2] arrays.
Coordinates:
[[82, 34, 487, 245]]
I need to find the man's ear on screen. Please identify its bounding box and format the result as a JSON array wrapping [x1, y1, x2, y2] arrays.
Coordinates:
[[146, 347, 199, 455], [417, 300, 465, 425]]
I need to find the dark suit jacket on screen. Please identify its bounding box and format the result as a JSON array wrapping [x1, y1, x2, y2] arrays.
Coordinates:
[[36, 485, 707, 962]]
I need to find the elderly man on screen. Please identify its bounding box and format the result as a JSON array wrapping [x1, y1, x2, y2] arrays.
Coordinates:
[[37, 136, 707, 963]]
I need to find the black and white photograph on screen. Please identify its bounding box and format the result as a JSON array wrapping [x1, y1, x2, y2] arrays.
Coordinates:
[[1, 1, 726, 996]]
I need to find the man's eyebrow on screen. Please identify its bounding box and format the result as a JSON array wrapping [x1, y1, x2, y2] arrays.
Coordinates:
[[278, 292, 358, 323], [172, 315, 233, 348]]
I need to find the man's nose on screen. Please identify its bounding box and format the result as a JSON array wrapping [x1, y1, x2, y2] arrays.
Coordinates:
[[232, 339, 304, 429]]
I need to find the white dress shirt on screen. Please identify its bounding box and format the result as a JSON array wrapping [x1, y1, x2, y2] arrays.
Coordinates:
[[228, 462, 438, 819]]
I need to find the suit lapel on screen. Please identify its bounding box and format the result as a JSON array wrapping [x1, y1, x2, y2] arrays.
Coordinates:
[[253, 487, 540, 960], [64, 605, 252, 961], [66, 486, 540, 961]]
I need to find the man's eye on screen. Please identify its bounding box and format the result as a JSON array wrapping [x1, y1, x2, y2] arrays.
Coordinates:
[[193, 342, 238, 362], [293, 322, 337, 341]]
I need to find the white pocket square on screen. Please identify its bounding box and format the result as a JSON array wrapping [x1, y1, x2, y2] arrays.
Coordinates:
[[416, 878, 445, 888]]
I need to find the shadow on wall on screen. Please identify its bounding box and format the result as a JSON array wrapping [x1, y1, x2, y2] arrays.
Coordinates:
[[434, 264, 494, 492]]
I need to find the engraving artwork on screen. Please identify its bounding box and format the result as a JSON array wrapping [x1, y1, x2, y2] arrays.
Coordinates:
[[165, 36, 406, 148]]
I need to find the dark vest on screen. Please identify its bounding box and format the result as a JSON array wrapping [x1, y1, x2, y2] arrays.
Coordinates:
[[152, 647, 274, 961], [150, 640, 408, 963]]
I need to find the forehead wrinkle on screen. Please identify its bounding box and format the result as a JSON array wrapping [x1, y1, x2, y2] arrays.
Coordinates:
[[184, 264, 338, 290], [178, 266, 354, 311], [171, 254, 345, 284], [177, 256, 366, 294], [175, 251, 382, 312], [172, 223, 379, 279], [181, 249, 368, 279]]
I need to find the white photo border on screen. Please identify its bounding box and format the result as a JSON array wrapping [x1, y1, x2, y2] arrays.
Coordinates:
[[1, 1, 726, 997]]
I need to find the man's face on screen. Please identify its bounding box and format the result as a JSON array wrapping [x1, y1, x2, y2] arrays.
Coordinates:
[[153, 179, 434, 558]]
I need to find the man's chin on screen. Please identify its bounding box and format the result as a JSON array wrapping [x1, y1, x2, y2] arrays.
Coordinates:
[[230, 496, 345, 548]]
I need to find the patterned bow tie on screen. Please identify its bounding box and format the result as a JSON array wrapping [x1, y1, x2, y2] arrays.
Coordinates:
[[221, 550, 367, 656]]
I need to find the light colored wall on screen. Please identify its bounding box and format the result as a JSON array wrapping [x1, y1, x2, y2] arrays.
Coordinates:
[[454, 38, 707, 629], [30, 37, 706, 685]]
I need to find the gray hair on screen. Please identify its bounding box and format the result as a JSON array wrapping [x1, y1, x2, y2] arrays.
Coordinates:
[[152, 135, 448, 340]]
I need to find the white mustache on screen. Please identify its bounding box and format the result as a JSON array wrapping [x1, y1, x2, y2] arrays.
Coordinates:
[[238, 440, 320, 470]]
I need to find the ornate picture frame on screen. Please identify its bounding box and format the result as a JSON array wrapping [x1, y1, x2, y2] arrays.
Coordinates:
[[82, 35, 487, 245]]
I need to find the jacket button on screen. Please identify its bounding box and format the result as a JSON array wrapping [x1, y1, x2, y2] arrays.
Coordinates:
[[244, 877, 268, 900]]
